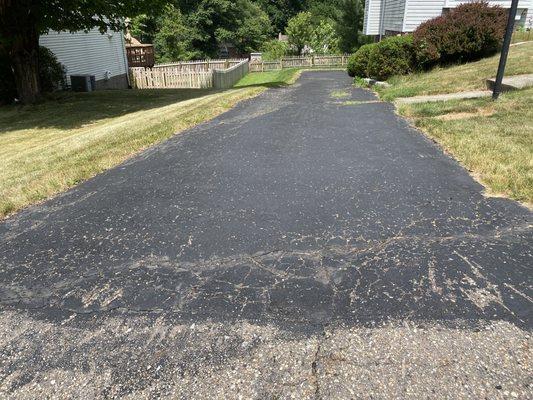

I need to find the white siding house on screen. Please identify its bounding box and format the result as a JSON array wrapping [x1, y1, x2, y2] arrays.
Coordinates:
[[39, 28, 129, 90], [364, 0, 533, 37]]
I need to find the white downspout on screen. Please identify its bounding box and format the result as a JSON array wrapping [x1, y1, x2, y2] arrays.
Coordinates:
[[379, 0, 388, 40], [119, 30, 131, 88]]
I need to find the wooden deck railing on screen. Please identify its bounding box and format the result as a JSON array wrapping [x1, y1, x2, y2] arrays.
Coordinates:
[[126, 45, 155, 68]]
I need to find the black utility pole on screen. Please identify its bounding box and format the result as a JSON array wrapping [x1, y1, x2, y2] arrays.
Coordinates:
[[492, 0, 519, 100]]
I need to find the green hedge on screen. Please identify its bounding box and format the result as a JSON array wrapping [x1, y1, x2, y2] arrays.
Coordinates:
[[346, 35, 415, 81], [367, 35, 415, 81], [347, 43, 375, 78]]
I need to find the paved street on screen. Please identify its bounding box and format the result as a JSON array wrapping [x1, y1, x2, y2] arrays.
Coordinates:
[[1, 71, 531, 398]]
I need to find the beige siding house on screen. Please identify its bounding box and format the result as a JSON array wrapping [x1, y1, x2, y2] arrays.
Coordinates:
[[364, 0, 533, 37], [39, 28, 129, 90]]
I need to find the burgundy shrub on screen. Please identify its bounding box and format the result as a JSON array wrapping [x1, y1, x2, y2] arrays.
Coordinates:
[[413, 1, 508, 68]]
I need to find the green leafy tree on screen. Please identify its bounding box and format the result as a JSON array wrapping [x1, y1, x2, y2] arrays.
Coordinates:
[[286, 12, 315, 54], [215, 0, 272, 55], [252, 0, 308, 33], [153, 4, 203, 62], [335, 0, 365, 53], [260, 40, 289, 60], [129, 14, 160, 44], [143, 0, 272, 61], [307, 0, 342, 22], [311, 20, 340, 54], [0, 0, 163, 104]]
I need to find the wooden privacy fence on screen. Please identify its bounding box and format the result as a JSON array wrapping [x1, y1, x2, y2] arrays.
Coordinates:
[[249, 54, 350, 72], [154, 59, 246, 72], [130, 68, 213, 89], [213, 60, 249, 89], [130, 59, 249, 89]]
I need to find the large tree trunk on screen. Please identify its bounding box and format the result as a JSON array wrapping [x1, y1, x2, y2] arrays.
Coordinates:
[[0, 0, 41, 104], [11, 31, 40, 104]]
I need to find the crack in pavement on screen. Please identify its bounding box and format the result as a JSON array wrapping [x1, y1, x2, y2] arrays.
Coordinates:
[[0, 71, 531, 398]]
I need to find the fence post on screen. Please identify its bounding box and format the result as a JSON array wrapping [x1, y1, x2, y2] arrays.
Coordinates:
[[312, 55, 315, 67]]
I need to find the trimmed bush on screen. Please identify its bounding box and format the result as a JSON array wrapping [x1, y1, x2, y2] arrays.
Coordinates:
[[260, 39, 289, 61], [367, 35, 415, 81], [38, 46, 67, 93], [0, 46, 65, 104], [347, 43, 375, 77], [414, 2, 507, 68]]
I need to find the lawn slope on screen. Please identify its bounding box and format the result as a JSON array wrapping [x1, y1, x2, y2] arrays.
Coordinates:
[[377, 42, 533, 101], [0, 87, 264, 218], [399, 89, 532, 204]]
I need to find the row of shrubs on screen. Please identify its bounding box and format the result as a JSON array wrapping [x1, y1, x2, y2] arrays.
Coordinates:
[[347, 2, 508, 81]]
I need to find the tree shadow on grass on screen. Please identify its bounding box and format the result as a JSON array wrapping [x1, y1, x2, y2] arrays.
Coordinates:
[[235, 81, 297, 89], [0, 88, 222, 132]]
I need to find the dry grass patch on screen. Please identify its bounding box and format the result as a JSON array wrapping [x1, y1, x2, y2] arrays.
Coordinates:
[[434, 108, 495, 121], [330, 90, 351, 98], [401, 88, 533, 204]]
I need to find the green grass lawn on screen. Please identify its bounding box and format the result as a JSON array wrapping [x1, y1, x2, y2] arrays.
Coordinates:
[[374, 42, 533, 204], [0, 66, 315, 219], [512, 30, 533, 43], [235, 68, 302, 88], [0, 87, 266, 218], [377, 42, 533, 101], [398, 88, 533, 205]]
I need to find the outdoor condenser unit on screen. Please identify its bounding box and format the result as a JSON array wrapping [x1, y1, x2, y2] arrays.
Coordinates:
[[70, 75, 96, 92]]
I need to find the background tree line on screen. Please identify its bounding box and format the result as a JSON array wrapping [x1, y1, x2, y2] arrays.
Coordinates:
[[131, 0, 367, 62], [0, 0, 366, 104]]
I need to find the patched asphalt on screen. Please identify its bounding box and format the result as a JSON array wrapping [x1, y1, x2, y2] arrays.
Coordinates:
[[0, 71, 532, 398]]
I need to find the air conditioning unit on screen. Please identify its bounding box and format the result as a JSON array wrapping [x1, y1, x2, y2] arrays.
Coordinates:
[[70, 75, 96, 92]]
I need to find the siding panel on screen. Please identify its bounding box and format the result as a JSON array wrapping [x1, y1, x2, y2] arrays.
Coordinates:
[[403, 0, 445, 32], [364, 0, 384, 35], [383, 0, 407, 33], [40, 28, 128, 86], [404, 0, 533, 32]]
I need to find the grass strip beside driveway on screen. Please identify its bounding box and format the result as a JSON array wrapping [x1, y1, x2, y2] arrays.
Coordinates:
[[0, 87, 264, 218], [234, 68, 302, 88], [399, 88, 533, 204]]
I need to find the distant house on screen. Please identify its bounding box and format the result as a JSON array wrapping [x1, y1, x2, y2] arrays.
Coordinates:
[[39, 28, 129, 90], [363, 0, 533, 39]]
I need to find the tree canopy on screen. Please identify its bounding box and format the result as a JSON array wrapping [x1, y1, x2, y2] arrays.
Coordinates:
[[335, 0, 367, 53], [132, 0, 272, 62], [0, 0, 163, 103], [0, 0, 367, 103]]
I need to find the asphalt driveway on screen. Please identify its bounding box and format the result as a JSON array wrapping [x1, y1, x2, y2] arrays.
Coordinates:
[[0, 71, 531, 398]]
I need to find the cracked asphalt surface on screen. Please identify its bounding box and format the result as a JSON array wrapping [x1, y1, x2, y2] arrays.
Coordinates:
[[0, 71, 532, 398]]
